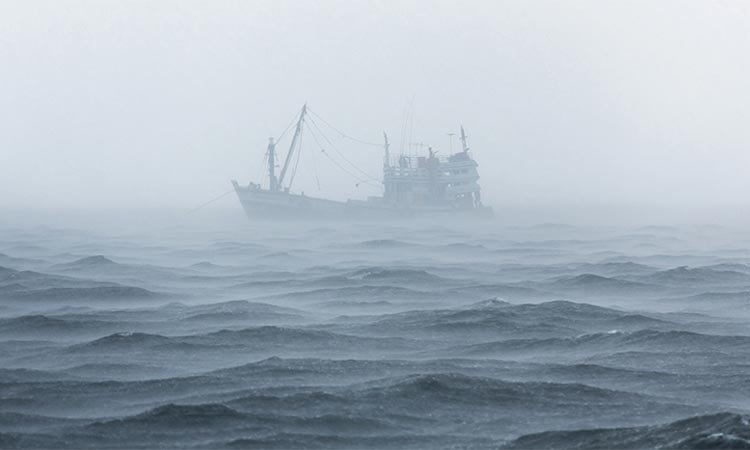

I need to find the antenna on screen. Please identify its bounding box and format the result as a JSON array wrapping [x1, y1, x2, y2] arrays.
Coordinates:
[[383, 132, 390, 167], [460, 126, 469, 153], [447, 133, 455, 153]]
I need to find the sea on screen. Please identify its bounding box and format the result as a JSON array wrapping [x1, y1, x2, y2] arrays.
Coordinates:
[[1, 216, 750, 449]]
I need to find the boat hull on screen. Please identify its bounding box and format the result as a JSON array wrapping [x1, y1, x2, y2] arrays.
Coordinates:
[[232, 181, 492, 220]]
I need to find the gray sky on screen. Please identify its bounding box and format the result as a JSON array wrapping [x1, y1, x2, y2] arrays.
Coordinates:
[[1, 0, 748, 213]]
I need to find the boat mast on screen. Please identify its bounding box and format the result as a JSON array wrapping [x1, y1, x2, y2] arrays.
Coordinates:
[[277, 104, 307, 190], [383, 132, 390, 167], [267, 137, 278, 192], [460, 126, 469, 153]]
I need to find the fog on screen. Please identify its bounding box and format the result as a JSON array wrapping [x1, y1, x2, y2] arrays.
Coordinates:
[[1, 0, 749, 222], [5, 4, 750, 448]]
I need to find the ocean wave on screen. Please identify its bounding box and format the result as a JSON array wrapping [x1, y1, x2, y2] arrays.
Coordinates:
[[348, 239, 420, 249], [441, 242, 488, 251], [0, 315, 116, 338], [444, 284, 553, 301], [226, 433, 482, 450], [0, 254, 46, 271], [641, 266, 750, 286], [504, 412, 750, 449], [702, 263, 750, 274], [0, 431, 62, 449], [573, 261, 658, 277], [458, 329, 750, 357], [540, 274, 659, 294], [5, 224, 750, 449], [265, 285, 438, 304], [188, 261, 226, 271], [128, 403, 244, 423], [345, 300, 675, 339], [0, 283, 28, 294], [82, 403, 399, 445], [662, 291, 750, 307], [51, 255, 116, 270], [0, 412, 89, 432], [60, 363, 175, 381], [0, 268, 114, 290], [196, 369, 661, 414], [197, 326, 343, 344], [0, 368, 74, 383], [258, 251, 298, 260], [354, 373, 648, 407], [71, 332, 173, 350], [345, 267, 447, 284], [173, 300, 309, 324], [466, 298, 512, 309], [3, 286, 160, 302], [64, 326, 414, 356], [0, 265, 17, 276]]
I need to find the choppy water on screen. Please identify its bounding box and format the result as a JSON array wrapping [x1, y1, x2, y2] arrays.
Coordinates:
[[2, 221, 750, 449]]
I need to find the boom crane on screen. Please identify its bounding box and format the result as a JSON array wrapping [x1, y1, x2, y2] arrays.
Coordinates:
[[277, 104, 307, 190]]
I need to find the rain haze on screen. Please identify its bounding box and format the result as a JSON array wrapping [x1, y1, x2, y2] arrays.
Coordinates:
[[2, 0, 750, 224], [2, 2, 750, 450]]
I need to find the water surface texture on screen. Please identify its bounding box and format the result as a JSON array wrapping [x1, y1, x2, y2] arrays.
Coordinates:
[[2, 222, 750, 449]]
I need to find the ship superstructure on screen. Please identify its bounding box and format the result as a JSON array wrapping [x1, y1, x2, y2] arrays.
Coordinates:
[[232, 105, 491, 219], [382, 127, 483, 210]]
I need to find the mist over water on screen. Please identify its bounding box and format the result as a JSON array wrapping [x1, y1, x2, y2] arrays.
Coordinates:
[[2, 1, 750, 211], [2, 218, 750, 448], [2, 0, 750, 448]]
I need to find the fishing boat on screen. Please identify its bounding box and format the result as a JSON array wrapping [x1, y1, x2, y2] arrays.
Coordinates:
[[232, 105, 492, 219]]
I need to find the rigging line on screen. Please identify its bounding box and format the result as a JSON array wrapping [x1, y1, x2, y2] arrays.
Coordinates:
[[256, 148, 268, 186], [306, 115, 379, 180], [184, 188, 234, 216], [305, 126, 322, 191], [307, 108, 381, 147], [320, 152, 379, 189], [306, 122, 362, 181], [308, 116, 379, 182], [306, 123, 381, 188], [306, 122, 380, 188], [276, 105, 306, 143]]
